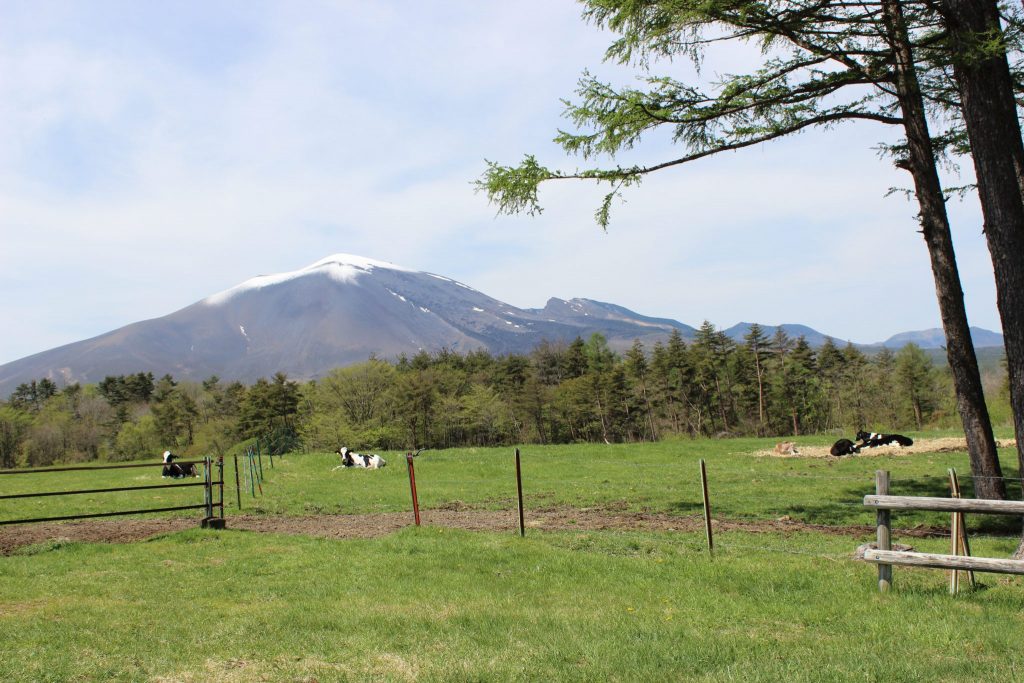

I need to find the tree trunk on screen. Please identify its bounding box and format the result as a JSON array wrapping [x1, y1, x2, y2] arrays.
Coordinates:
[[754, 356, 766, 436], [881, 0, 1006, 499], [639, 379, 658, 441], [714, 376, 730, 431], [939, 0, 1024, 494]]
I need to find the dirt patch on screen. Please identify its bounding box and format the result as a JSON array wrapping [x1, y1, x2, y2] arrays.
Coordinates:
[[755, 437, 1017, 459], [0, 506, 950, 556]]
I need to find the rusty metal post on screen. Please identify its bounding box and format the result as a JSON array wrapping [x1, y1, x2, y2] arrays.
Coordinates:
[[515, 448, 525, 537], [700, 459, 713, 555], [407, 452, 421, 526]]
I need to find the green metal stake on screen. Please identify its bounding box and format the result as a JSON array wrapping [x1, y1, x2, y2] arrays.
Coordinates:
[[256, 440, 264, 480], [250, 448, 262, 496], [234, 453, 242, 510], [246, 447, 255, 497]]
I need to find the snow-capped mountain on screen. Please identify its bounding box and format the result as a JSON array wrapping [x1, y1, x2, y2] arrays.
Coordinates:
[[0, 254, 684, 393], [0, 253, 1005, 395]]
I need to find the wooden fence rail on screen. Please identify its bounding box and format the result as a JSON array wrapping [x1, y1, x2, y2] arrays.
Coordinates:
[[865, 470, 1024, 593], [864, 550, 1024, 575], [864, 495, 1024, 515]]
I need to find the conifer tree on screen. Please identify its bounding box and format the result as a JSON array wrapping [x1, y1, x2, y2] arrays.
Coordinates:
[[744, 324, 770, 435], [895, 343, 939, 429], [625, 339, 658, 440]]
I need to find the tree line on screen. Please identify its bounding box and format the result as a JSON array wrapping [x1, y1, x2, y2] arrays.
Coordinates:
[[1, 324, 999, 468]]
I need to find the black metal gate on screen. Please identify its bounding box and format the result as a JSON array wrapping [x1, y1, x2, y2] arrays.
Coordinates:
[[0, 456, 224, 526]]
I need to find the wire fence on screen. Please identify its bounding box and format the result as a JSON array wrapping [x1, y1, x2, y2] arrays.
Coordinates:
[[3, 443, 1021, 575]]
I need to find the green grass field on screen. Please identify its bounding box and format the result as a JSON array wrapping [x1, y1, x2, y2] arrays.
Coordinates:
[[3, 432, 1020, 528], [2, 433, 1024, 681], [2, 528, 1023, 681]]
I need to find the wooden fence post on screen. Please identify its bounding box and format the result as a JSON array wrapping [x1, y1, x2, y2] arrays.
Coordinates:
[[948, 468, 975, 591], [876, 470, 892, 593]]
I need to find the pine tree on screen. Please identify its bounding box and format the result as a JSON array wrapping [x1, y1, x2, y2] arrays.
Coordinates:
[[744, 323, 770, 435], [895, 343, 939, 430], [625, 339, 658, 441]]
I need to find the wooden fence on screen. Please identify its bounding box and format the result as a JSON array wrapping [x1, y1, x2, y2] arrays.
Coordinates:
[[863, 469, 1024, 592]]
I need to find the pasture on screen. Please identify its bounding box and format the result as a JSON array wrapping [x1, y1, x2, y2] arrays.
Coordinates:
[[2, 434, 1024, 681]]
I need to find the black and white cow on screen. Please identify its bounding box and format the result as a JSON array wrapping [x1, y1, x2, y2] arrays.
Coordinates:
[[855, 431, 914, 448], [334, 446, 387, 470], [162, 450, 199, 478], [830, 438, 860, 456]]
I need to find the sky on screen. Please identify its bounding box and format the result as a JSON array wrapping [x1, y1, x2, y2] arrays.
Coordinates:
[[0, 1, 1004, 366]]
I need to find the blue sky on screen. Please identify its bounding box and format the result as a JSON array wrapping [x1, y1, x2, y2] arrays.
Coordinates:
[[0, 1, 1003, 365]]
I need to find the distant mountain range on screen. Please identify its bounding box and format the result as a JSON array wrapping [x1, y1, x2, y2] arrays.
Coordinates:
[[0, 254, 1005, 396]]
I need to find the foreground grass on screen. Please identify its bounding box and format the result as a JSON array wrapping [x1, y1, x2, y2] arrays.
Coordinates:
[[2, 433, 1020, 532], [2, 527, 1022, 682]]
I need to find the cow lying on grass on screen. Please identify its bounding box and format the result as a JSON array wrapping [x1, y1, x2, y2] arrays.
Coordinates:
[[333, 446, 387, 470], [162, 450, 199, 478], [856, 431, 914, 448], [830, 439, 860, 456]]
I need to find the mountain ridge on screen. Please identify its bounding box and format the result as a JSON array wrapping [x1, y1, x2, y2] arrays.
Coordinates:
[[0, 254, 1005, 395]]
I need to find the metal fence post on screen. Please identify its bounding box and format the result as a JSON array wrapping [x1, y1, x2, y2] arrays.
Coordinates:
[[700, 459, 713, 555], [204, 455, 213, 519], [515, 448, 525, 537], [218, 456, 225, 520]]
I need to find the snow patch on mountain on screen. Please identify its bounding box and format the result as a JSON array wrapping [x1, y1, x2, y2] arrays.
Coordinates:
[[204, 253, 411, 305]]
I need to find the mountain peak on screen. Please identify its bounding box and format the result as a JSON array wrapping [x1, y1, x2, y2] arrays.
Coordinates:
[[308, 253, 413, 272], [204, 253, 413, 306]]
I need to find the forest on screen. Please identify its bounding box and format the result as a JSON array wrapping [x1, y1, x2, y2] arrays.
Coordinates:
[[0, 322, 1008, 468]]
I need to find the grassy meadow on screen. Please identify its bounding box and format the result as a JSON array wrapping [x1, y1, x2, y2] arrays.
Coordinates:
[[2, 433, 1024, 681], [2, 432, 1020, 528]]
